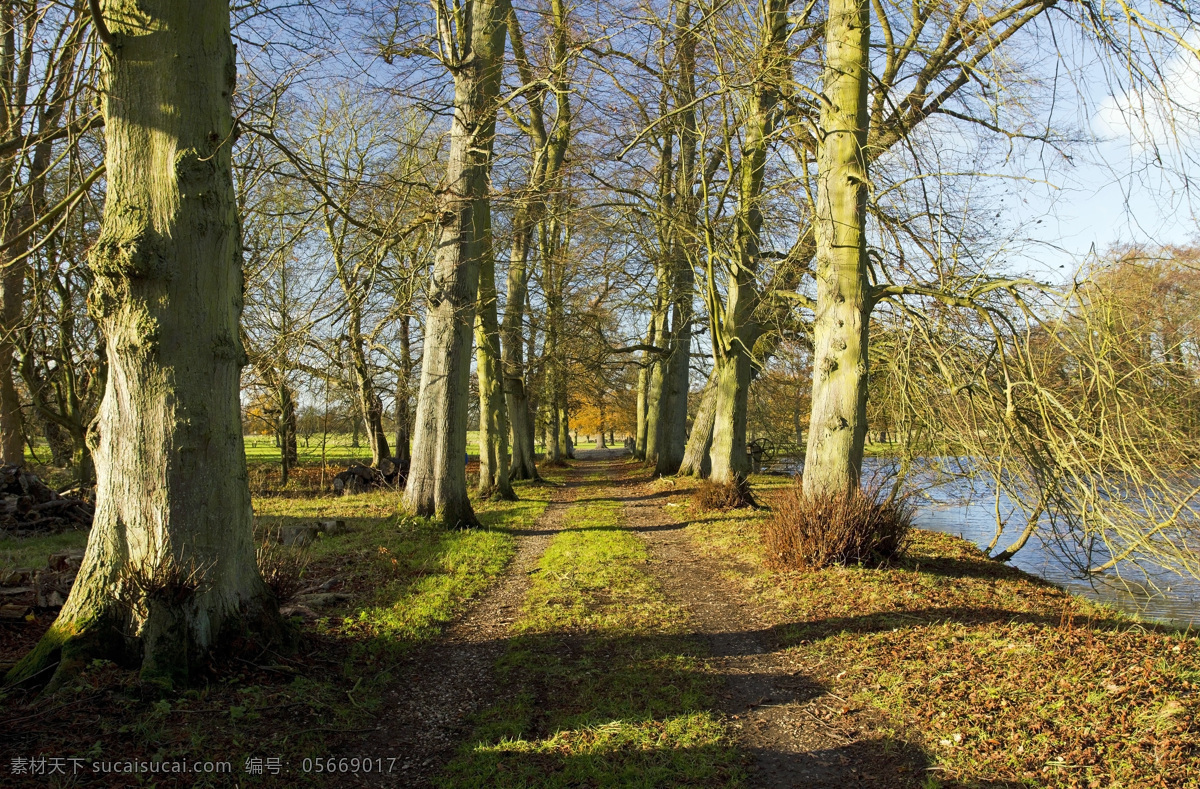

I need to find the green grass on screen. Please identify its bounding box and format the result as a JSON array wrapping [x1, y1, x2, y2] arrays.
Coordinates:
[[0, 529, 87, 571], [441, 497, 744, 788], [2, 468, 550, 787]]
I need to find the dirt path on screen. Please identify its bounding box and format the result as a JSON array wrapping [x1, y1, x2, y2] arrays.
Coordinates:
[[357, 464, 587, 788], [364, 451, 921, 787], [616, 464, 927, 787]]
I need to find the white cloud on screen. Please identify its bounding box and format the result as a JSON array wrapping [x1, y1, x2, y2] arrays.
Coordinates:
[[1095, 36, 1200, 151]]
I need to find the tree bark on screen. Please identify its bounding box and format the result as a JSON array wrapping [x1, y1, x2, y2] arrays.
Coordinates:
[[8, 0, 282, 689], [802, 0, 871, 497], [502, 213, 539, 480], [0, 250, 23, 464], [707, 0, 789, 485], [348, 331, 390, 467], [634, 314, 655, 460], [642, 298, 670, 465], [678, 374, 716, 477], [475, 216, 515, 499], [394, 313, 413, 467], [404, 0, 509, 526], [655, 277, 692, 475], [652, 0, 699, 476]]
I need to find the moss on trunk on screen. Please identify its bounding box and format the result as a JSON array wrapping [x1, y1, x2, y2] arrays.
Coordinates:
[[7, 0, 285, 691], [803, 0, 871, 498]]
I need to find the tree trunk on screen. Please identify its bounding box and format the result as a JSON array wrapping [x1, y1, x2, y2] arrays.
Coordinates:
[[348, 333, 390, 467], [394, 313, 413, 467], [653, 1, 698, 476], [8, 0, 282, 689], [502, 214, 539, 481], [642, 299, 670, 465], [404, 0, 509, 527], [559, 399, 573, 459], [654, 272, 692, 475], [678, 374, 716, 477], [475, 219, 515, 499], [707, 0, 788, 486], [634, 314, 655, 460], [0, 250, 23, 464], [802, 0, 871, 498], [278, 379, 298, 486]]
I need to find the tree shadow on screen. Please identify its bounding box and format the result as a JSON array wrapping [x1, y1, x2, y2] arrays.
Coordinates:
[[421, 619, 947, 788]]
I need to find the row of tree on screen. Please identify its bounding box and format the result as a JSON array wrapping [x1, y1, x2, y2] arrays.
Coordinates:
[[4, 0, 1199, 688]]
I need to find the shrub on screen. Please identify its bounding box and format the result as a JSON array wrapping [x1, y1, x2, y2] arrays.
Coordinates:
[[692, 477, 756, 511], [763, 481, 912, 569], [256, 540, 309, 604]]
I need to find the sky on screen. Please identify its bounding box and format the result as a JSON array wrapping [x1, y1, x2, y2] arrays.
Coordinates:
[[1006, 29, 1200, 279]]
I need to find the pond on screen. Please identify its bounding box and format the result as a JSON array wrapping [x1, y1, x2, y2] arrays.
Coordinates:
[[767, 457, 1200, 629]]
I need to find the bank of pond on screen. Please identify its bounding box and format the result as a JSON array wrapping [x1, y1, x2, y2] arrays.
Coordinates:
[[769, 456, 1200, 629]]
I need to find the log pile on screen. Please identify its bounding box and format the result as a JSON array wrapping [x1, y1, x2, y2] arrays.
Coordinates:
[[0, 465, 93, 535], [0, 548, 84, 617], [331, 457, 405, 495]]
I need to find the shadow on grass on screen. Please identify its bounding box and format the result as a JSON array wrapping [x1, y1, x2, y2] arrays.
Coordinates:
[[433, 620, 943, 789]]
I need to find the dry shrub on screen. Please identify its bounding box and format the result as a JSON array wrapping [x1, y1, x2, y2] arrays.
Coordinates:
[[118, 554, 210, 606], [693, 477, 755, 511], [256, 541, 309, 604], [763, 481, 912, 569]]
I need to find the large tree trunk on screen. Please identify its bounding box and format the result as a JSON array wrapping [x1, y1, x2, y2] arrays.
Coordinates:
[[642, 298, 670, 465], [475, 221, 515, 499], [8, 0, 282, 690], [653, 1, 698, 477], [405, 0, 509, 526], [655, 273, 692, 475], [678, 374, 716, 477], [707, 0, 788, 485], [502, 4, 570, 481], [802, 0, 871, 497]]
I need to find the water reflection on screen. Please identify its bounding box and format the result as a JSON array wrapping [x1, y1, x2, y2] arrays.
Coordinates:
[[767, 457, 1199, 628]]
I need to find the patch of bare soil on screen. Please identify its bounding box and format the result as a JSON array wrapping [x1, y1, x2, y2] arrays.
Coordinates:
[[617, 468, 928, 788], [352, 466, 588, 788]]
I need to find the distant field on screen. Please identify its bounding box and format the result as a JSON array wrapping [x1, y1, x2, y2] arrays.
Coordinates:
[[243, 432, 614, 464], [21, 432, 623, 470]]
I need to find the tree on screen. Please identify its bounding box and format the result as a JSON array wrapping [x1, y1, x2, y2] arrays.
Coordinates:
[[705, 0, 794, 487], [400, 0, 510, 526], [0, 0, 99, 465], [801, 0, 869, 496], [8, 0, 283, 689], [499, 3, 573, 482]]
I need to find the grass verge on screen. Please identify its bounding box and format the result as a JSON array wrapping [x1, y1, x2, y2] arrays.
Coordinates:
[[0, 466, 549, 787], [683, 473, 1200, 789], [441, 497, 744, 788]]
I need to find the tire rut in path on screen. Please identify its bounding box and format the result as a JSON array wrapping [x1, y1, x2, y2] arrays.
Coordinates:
[[618, 468, 926, 788], [356, 470, 583, 788]]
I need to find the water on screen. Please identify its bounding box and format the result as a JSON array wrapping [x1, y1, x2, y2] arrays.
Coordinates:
[[767, 457, 1200, 629]]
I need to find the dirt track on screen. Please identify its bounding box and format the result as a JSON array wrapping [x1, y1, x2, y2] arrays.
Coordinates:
[[371, 449, 920, 788]]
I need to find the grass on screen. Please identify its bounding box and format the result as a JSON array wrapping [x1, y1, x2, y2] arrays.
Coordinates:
[[0, 529, 88, 570], [441, 497, 745, 788], [683, 472, 1200, 789], [0, 460, 549, 787]]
